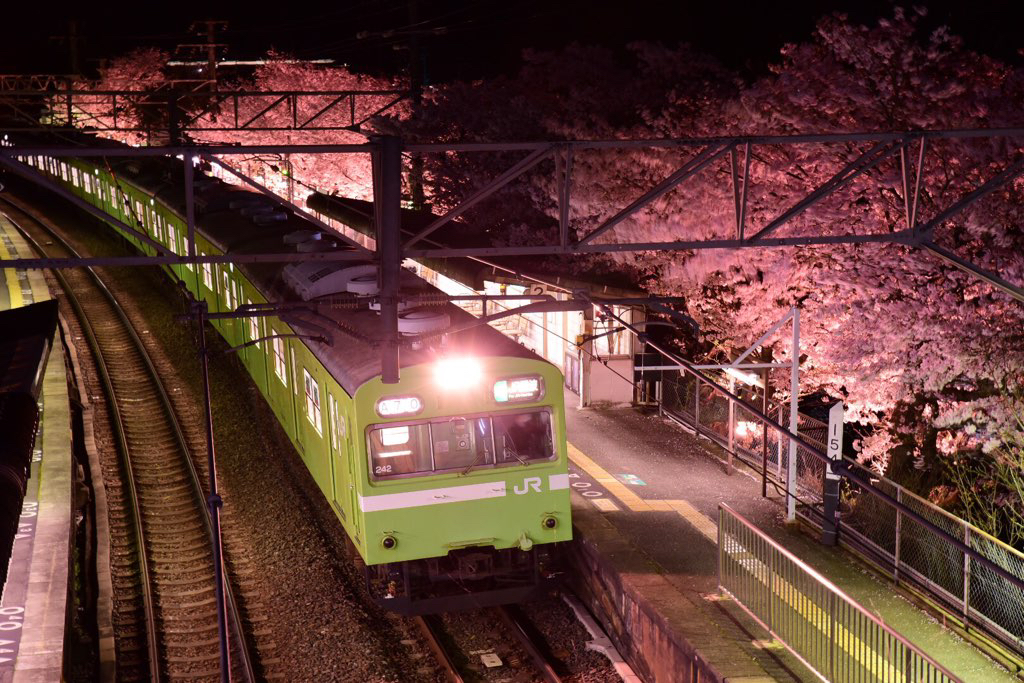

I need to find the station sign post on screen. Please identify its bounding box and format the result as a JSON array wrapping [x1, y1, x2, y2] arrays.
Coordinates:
[[822, 401, 844, 545]]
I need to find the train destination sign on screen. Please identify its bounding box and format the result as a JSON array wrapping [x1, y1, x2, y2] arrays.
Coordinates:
[[493, 376, 542, 403]]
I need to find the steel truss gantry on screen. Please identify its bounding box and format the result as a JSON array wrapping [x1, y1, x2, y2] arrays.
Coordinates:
[[4, 127, 1024, 605], [2, 127, 1024, 355], [0, 88, 408, 136]]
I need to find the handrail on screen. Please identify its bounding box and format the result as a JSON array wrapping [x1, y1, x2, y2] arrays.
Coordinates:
[[598, 302, 1024, 594], [719, 503, 962, 682]]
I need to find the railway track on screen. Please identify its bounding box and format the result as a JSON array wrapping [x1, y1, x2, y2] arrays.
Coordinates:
[[2, 198, 256, 683], [415, 605, 564, 683]]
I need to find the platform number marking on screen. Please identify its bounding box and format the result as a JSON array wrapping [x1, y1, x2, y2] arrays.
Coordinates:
[[14, 502, 37, 541], [0, 607, 24, 633], [568, 471, 605, 498]]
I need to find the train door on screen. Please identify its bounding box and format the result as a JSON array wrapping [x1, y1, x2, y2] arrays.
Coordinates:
[[326, 392, 353, 527], [345, 404, 360, 537], [290, 345, 303, 452]]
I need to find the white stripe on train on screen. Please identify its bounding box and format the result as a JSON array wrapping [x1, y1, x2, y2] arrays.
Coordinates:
[[359, 474, 570, 512]]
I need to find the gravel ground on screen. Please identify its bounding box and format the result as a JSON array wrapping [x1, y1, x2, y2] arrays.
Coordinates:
[[431, 595, 619, 682], [13, 185, 622, 683], [12, 188, 443, 682], [521, 597, 620, 683]]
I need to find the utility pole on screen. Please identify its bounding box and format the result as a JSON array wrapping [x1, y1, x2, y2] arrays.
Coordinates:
[[49, 19, 85, 76], [357, 3, 439, 209], [177, 20, 228, 90], [408, 0, 425, 208], [203, 20, 226, 91]]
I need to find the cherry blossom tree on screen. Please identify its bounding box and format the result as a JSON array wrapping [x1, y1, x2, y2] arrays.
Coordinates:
[[185, 51, 409, 201], [67, 13, 1024, 536], [69, 47, 171, 146], [401, 11, 1024, 505]]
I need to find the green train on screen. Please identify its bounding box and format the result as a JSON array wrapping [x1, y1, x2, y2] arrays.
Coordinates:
[[13, 148, 572, 614]]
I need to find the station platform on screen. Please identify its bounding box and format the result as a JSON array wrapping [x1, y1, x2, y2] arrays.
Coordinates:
[[0, 214, 73, 683], [563, 396, 1020, 682]]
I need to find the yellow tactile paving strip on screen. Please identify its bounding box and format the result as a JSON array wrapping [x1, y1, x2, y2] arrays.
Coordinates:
[[567, 441, 718, 542], [728, 544, 905, 681], [568, 440, 915, 682], [0, 221, 25, 310]]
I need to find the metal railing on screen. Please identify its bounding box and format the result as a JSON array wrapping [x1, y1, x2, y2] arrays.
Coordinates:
[[719, 504, 962, 683], [653, 353, 1024, 658], [839, 467, 1024, 657]]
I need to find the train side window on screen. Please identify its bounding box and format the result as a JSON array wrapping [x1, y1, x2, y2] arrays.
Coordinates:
[[492, 411, 555, 465], [430, 417, 493, 471], [272, 335, 287, 385], [369, 424, 432, 478], [291, 347, 298, 395], [328, 394, 345, 451], [247, 300, 260, 350], [221, 271, 234, 310], [202, 257, 213, 290], [167, 224, 177, 254], [303, 370, 323, 435], [328, 395, 339, 450]]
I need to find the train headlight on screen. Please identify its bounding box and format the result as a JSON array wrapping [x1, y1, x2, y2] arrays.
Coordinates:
[[434, 357, 482, 390], [376, 395, 423, 418], [542, 516, 558, 530], [381, 535, 397, 549]]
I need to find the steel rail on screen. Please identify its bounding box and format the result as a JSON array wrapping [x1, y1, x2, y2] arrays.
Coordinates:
[[4, 212, 165, 682], [2, 197, 257, 682], [496, 605, 563, 683], [413, 615, 465, 683]]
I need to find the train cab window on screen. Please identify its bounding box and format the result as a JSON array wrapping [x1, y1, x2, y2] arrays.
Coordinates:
[[369, 424, 432, 478], [493, 411, 555, 465], [431, 417, 493, 471]]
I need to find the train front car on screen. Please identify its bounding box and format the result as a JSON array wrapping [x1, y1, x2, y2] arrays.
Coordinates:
[[353, 349, 571, 614]]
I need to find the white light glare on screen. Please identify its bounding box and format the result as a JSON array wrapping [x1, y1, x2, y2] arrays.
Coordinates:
[[735, 421, 758, 437], [435, 357, 482, 390], [724, 367, 762, 387]]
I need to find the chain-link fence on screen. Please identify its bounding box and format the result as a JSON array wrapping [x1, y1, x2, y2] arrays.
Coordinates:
[[652, 348, 1024, 657], [841, 466, 1024, 654]]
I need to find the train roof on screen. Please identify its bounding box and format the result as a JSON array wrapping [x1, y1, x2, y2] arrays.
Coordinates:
[[101, 157, 543, 395], [306, 192, 646, 297]]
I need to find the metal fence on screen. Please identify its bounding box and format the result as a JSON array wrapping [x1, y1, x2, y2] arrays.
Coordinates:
[[655, 352, 1024, 658], [840, 467, 1024, 656], [719, 504, 962, 683]]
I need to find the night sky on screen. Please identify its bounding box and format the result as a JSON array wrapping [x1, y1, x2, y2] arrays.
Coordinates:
[[2, 0, 1022, 81]]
